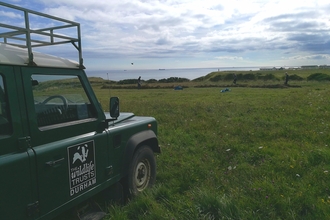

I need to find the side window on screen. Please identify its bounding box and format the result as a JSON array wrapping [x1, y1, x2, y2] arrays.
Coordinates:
[[0, 74, 12, 135], [32, 74, 97, 127]]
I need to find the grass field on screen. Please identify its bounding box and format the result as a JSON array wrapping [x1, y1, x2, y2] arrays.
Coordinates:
[[88, 70, 330, 220]]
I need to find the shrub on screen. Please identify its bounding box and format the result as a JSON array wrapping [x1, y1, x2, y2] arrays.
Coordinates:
[[146, 79, 158, 83], [210, 75, 223, 82], [224, 73, 238, 81], [307, 73, 330, 81], [258, 73, 277, 81], [288, 74, 304, 81], [117, 79, 137, 84], [159, 77, 190, 83], [242, 73, 256, 80]]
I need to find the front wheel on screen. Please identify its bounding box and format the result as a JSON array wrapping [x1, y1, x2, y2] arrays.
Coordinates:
[[127, 146, 156, 197]]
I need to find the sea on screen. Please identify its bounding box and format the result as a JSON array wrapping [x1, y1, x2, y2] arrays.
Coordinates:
[[86, 67, 261, 81]]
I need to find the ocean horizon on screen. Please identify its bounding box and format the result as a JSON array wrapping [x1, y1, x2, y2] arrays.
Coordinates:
[[86, 67, 261, 81]]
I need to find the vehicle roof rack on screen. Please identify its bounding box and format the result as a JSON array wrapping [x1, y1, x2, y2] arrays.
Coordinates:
[[0, 2, 84, 69]]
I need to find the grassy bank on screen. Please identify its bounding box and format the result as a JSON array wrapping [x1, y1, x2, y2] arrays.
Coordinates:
[[92, 68, 330, 90], [91, 78, 330, 219]]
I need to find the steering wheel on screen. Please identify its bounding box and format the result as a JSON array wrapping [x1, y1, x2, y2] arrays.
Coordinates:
[[42, 95, 68, 112]]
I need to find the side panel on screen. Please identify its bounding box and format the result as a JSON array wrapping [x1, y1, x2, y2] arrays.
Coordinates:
[[20, 67, 113, 219], [0, 150, 35, 219], [32, 133, 109, 219], [0, 66, 36, 220]]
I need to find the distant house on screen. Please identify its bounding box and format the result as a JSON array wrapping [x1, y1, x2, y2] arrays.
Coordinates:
[[260, 67, 285, 71], [260, 67, 276, 70], [261, 65, 329, 70], [288, 67, 300, 70], [319, 65, 330, 69], [301, 65, 318, 69]]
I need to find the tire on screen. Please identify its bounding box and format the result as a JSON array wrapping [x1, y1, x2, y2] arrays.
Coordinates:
[[127, 146, 156, 197]]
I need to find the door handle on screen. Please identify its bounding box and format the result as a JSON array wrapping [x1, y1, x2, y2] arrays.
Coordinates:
[[45, 158, 65, 167]]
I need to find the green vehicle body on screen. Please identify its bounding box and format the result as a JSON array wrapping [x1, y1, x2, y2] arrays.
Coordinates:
[[0, 2, 160, 220]]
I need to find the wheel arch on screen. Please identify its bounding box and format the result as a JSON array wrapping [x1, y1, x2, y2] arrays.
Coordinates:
[[121, 130, 160, 176]]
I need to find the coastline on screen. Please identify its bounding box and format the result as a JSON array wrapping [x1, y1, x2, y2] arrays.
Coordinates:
[[86, 67, 260, 81]]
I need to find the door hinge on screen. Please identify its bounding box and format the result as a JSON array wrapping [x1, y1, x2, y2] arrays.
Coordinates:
[[18, 136, 31, 150], [27, 201, 39, 217]]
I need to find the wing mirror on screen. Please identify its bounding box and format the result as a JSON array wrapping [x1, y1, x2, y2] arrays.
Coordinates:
[[109, 97, 120, 118]]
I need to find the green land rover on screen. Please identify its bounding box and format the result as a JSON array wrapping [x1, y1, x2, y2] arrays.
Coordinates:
[[0, 2, 160, 219]]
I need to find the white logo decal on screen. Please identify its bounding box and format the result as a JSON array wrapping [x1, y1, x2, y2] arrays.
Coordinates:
[[72, 144, 89, 164], [67, 141, 96, 196]]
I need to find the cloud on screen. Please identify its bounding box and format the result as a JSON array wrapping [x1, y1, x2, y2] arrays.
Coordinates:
[[290, 54, 330, 60], [0, 10, 23, 19], [1, 0, 330, 69], [216, 56, 244, 60]]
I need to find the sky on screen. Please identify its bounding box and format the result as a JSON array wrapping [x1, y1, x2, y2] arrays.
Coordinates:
[[0, 0, 330, 72]]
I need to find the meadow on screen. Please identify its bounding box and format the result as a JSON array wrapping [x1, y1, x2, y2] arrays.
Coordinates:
[[86, 69, 330, 220]]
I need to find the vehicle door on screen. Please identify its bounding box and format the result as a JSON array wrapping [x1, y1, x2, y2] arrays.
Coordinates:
[[21, 67, 110, 218], [0, 66, 38, 219]]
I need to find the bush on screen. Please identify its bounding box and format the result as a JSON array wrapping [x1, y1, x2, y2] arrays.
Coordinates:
[[307, 73, 330, 81], [224, 73, 239, 81], [242, 73, 256, 80], [210, 75, 223, 82], [117, 79, 137, 84], [289, 74, 304, 81], [146, 79, 158, 83], [258, 74, 277, 81], [158, 77, 190, 83]]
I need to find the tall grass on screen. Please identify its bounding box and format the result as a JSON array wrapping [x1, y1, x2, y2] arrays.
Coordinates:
[[93, 80, 330, 220]]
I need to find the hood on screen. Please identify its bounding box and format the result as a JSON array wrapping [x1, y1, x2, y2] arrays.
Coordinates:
[[104, 112, 135, 124]]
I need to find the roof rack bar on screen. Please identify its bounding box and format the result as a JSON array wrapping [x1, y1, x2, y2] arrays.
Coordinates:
[[0, 24, 78, 38], [0, 23, 27, 33], [0, 2, 84, 68], [36, 24, 78, 32], [24, 10, 33, 65], [0, 2, 79, 26], [5, 37, 76, 47], [31, 41, 76, 48], [0, 29, 79, 42]]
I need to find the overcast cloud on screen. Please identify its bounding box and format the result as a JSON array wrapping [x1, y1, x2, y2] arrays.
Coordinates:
[[1, 0, 330, 71]]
